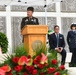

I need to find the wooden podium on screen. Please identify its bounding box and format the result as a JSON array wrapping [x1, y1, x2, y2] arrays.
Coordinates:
[[21, 25, 48, 56]]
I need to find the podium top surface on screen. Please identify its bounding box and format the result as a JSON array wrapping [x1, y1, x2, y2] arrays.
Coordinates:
[[21, 25, 48, 35]]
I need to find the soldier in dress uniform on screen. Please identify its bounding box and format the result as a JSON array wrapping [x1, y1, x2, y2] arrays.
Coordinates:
[[21, 7, 39, 29], [67, 24, 76, 67]]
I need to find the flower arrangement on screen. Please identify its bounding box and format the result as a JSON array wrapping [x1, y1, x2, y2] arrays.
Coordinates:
[[0, 46, 68, 75]]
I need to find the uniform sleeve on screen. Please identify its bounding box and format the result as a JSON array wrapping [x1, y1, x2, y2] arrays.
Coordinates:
[[67, 32, 70, 46], [62, 35, 65, 48], [36, 18, 39, 25], [21, 18, 25, 30]]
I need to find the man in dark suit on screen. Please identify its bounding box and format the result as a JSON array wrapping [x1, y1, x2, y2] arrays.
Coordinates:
[[21, 7, 39, 29], [67, 24, 76, 67], [49, 25, 66, 65]]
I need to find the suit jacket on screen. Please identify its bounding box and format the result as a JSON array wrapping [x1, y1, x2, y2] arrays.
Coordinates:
[[21, 17, 39, 29], [49, 33, 65, 49], [67, 31, 76, 48]]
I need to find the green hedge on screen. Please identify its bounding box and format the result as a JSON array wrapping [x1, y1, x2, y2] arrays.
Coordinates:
[[0, 32, 8, 53]]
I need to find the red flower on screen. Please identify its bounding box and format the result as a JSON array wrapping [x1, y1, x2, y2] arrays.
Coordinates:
[[34, 55, 41, 64], [51, 59, 57, 65], [14, 65, 22, 72], [59, 65, 65, 70], [54, 72, 60, 75], [32, 69, 38, 75], [25, 66, 34, 73], [36, 55, 41, 61], [33, 60, 39, 64], [38, 64, 44, 69], [40, 53, 48, 64], [26, 66, 34, 71], [40, 72, 45, 75], [8, 73, 12, 75], [12, 57, 19, 63], [24, 72, 28, 75], [48, 67, 56, 74], [18, 56, 31, 66], [8, 70, 12, 75], [0, 69, 5, 75], [27, 55, 31, 59], [0, 65, 11, 72]]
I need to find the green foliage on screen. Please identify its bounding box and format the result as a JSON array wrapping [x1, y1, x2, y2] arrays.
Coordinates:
[[0, 46, 29, 67], [14, 45, 29, 57], [48, 49, 57, 59], [33, 44, 47, 56], [60, 70, 68, 75], [12, 71, 16, 75], [0, 32, 8, 53], [0, 54, 13, 67], [48, 49, 58, 67]]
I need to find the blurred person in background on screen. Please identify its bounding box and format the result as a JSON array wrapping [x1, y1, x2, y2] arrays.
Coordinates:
[[67, 24, 76, 67]]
